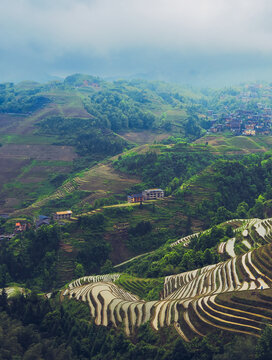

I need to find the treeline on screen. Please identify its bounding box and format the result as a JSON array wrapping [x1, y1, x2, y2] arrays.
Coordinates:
[[114, 143, 214, 191]]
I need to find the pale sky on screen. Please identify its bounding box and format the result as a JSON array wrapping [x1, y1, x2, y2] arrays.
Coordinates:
[[1, 0, 272, 85]]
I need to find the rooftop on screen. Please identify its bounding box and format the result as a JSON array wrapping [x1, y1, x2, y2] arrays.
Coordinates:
[[55, 210, 72, 215], [144, 188, 163, 192]]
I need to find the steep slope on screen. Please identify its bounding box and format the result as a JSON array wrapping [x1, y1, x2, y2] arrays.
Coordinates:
[[1, 75, 205, 213], [63, 218, 272, 341]]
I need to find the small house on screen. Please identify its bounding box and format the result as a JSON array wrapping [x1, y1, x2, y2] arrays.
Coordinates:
[[127, 194, 143, 203], [36, 215, 50, 228], [15, 222, 27, 232]]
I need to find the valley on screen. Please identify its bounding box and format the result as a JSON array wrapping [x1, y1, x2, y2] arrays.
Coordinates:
[[2, 76, 272, 359]]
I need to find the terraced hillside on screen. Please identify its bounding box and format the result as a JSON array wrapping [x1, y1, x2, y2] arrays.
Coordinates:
[[12, 149, 143, 216], [63, 217, 272, 341], [1, 75, 205, 214], [194, 134, 272, 155]]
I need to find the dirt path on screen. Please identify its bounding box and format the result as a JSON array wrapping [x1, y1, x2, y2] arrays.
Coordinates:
[[113, 251, 153, 268]]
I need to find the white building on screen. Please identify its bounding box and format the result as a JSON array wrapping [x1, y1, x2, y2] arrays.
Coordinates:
[[142, 189, 164, 200], [53, 210, 72, 220]]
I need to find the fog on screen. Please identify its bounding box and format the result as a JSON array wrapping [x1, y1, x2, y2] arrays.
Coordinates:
[[1, 0, 272, 85]]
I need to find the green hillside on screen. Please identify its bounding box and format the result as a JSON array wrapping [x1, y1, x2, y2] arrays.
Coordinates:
[[0, 75, 209, 214], [3, 77, 272, 359]]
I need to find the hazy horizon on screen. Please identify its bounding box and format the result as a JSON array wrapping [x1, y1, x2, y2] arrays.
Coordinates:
[[1, 0, 272, 86]]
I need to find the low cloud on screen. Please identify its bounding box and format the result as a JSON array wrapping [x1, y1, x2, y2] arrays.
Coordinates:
[[1, 0, 272, 83]]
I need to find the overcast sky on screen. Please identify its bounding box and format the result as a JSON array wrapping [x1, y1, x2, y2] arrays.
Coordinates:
[[1, 0, 272, 85]]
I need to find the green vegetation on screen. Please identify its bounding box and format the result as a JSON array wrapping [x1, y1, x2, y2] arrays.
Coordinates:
[[0, 225, 60, 290], [0, 134, 58, 145], [118, 226, 223, 278], [114, 143, 214, 191], [115, 274, 164, 300], [1, 290, 255, 360], [3, 76, 272, 358]]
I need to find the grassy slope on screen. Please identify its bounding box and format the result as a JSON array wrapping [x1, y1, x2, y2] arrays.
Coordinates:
[[0, 91, 85, 212], [115, 274, 164, 300], [194, 134, 272, 154], [11, 133, 272, 268], [0, 81, 191, 213]]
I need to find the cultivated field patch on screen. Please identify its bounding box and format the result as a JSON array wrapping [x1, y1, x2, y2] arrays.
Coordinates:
[[118, 130, 171, 145], [0, 114, 28, 134], [78, 163, 140, 194], [195, 134, 272, 154], [0, 144, 77, 161]]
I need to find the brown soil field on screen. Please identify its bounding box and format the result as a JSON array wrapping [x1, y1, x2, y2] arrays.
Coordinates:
[[12, 161, 141, 215], [18, 165, 72, 185], [0, 144, 77, 161], [78, 163, 140, 193], [118, 130, 171, 145], [4, 198, 21, 208], [0, 158, 30, 186], [194, 135, 229, 147], [0, 114, 28, 134], [24, 165, 71, 178]]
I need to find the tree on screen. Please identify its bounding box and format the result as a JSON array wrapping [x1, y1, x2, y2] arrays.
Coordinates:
[[75, 263, 85, 278], [100, 260, 113, 274], [256, 325, 272, 360], [212, 206, 233, 225], [0, 287, 8, 311], [236, 201, 249, 218]]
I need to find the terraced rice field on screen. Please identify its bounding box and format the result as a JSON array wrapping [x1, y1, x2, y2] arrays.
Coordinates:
[[4, 287, 25, 298], [63, 218, 272, 341]]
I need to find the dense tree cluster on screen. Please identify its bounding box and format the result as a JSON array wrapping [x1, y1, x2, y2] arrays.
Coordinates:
[[84, 91, 156, 131], [114, 143, 214, 191], [0, 83, 51, 113], [0, 225, 60, 290], [38, 118, 129, 157], [121, 225, 233, 278], [189, 153, 272, 227]]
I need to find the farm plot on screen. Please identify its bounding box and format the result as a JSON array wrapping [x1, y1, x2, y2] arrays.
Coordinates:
[[0, 114, 28, 134], [67, 273, 121, 289], [65, 280, 192, 337], [0, 157, 74, 212], [77, 163, 140, 195], [170, 232, 200, 248], [118, 130, 171, 145], [0, 144, 77, 161]]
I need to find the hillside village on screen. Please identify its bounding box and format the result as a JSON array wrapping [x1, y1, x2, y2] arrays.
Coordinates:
[[207, 84, 272, 135], [0, 188, 165, 240]]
